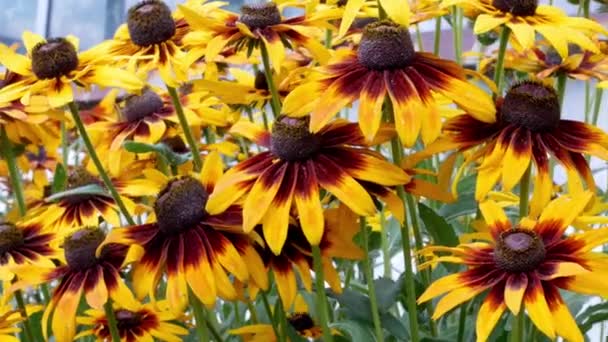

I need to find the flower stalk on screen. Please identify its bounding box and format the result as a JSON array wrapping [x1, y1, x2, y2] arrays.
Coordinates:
[[67, 102, 136, 225], [312, 244, 334, 342], [166, 86, 203, 172], [360, 217, 384, 341], [259, 43, 282, 119], [103, 300, 122, 342], [494, 26, 511, 96]]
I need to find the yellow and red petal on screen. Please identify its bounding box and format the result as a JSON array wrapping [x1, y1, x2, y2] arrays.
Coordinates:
[[357, 71, 387, 142], [243, 161, 288, 232], [543, 284, 584, 342], [479, 200, 511, 239], [263, 166, 297, 255], [501, 129, 532, 192], [476, 283, 506, 342], [504, 273, 527, 315], [524, 277, 555, 339], [294, 161, 324, 246]]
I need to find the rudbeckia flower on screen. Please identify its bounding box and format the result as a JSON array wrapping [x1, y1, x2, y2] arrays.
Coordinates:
[[249, 205, 363, 307], [230, 294, 331, 341], [8, 227, 137, 342], [0, 304, 42, 342], [99, 152, 266, 313], [76, 300, 188, 342], [492, 41, 608, 81], [98, 0, 190, 86], [87, 88, 231, 176], [0, 31, 143, 108], [178, 1, 334, 68], [205, 117, 410, 254], [0, 221, 58, 282], [409, 81, 608, 215], [444, 0, 607, 59], [283, 20, 495, 146], [24, 167, 137, 233], [0, 71, 62, 146], [418, 192, 608, 342]]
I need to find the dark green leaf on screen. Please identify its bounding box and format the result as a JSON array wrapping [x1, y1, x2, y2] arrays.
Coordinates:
[[331, 320, 377, 342], [45, 184, 109, 202], [123, 141, 190, 166], [439, 193, 477, 222], [51, 163, 67, 194], [374, 276, 405, 313], [419, 203, 459, 247]]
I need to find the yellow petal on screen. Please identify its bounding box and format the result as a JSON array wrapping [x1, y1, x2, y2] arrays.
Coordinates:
[[379, 0, 410, 26]]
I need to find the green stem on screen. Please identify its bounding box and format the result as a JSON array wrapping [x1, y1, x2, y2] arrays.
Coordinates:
[[415, 24, 424, 52], [456, 303, 467, 342], [312, 245, 334, 342], [276, 300, 289, 342], [67, 102, 135, 225], [204, 309, 225, 342], [360, 217, 384, 341], [433, 17, 442, 56], [556, 73, 567, 107], [14, 290, 35, 342], [519, 166, 531, 218], [511, 311, 525, 342], [493, 26, 510, 97], [379, 208, 391, 278], [190, 292, 210, 342], [592, 88, 604, 126], [261, 292, 281, 339], [452, 6, 463, 65], [1, 127, 26, 217], [259, 43, 281, 119], [234, 302, 241, 325], [103, 299, 121, 342], [246, 301, 259, 323], [166, 86, 202, 172], [387, 107, 419, 342], [61, 120, 69, 167], [204, 126, 216, 145], [583, 0, 590, 18], [584, 81, 591, 122], [325, 29, 333, 49]]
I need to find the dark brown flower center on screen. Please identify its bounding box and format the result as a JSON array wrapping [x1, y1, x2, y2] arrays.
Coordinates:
[[271, 116, 321, 161], [494, 229, 546, 272], [114, 309, 144, 331], [492, 0, 538, 16], [127, 0, 176, 46], [67, 167, 101, 189], [154, 176, 209, 234], [358, 20, 415, 70], [0, 223, 24, 257], [162, 135, 189, 153], [122, 90, 164, 122], [64, 227, 105, 270], [31, 38, 79, 79], [500, 81, 560, 132], [240, 2, 282, 30], [254, 70, 269, 91], [287, 312, 315, 333]]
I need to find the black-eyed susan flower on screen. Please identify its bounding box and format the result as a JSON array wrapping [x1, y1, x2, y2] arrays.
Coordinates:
[[205, 117, 410, 254], [409, 81, 608, 215], [0, 221, 58, 282], [178, 1, 334, 68], [503, 41, 608, 81], [418, 192, 608, 342], [250, 205, 363, 308], [100, 152, 266, 313], [76, 299, 188, 342], [0, 32, 143, 108], [230, 294, 329, 341], [98, 0, 190, 86], [444, 0, 607, 59], [283, 20, 495, 146], [87, 88, 231, 176], [9, 227, 137, 342], [0, 304, 42, 342], [25, 167, 136, 233]]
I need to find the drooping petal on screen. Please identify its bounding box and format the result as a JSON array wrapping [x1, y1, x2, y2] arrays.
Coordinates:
[[476, 283, 506, 342], [504, 273, 528, 315], [524, 277, 555, 340], [243, 161, 288, 232], [294, 161, 324, 246]]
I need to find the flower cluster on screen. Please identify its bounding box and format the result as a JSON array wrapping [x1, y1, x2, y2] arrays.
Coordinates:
[[1, 0, 608, 341]]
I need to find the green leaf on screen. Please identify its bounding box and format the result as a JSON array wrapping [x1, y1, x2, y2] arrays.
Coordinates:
[[576, 301, 608, 333], [45, 184, 109, 202], [381, 313, 408, 340], [123, 141, 190, 166], [374, 276, 405, 313], [419, 203, 459, 247], [439, 193, 478, 222], [331, 289, 373, 322], [51, 163, 67, 194], [332, 320, 377, 342]]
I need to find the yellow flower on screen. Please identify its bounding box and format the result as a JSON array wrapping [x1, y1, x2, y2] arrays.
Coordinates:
[[444, 0, 607, 59], [0, 32, 143, 108]]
